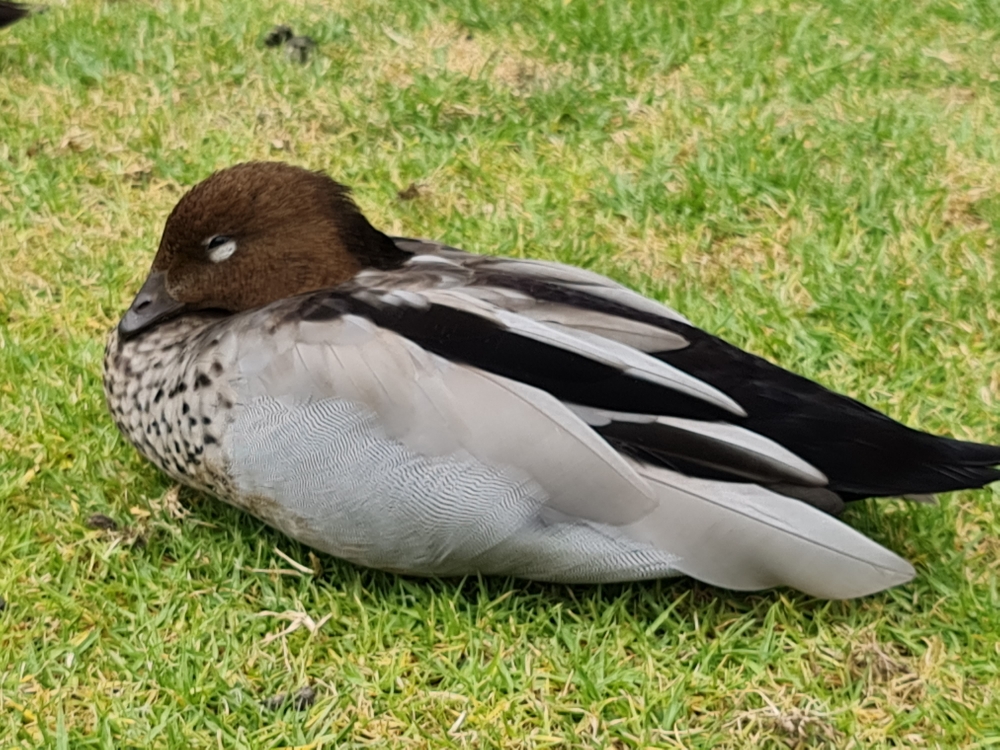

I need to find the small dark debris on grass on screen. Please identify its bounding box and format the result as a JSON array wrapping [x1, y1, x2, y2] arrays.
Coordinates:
[[85, 512, 147, 548], [0, 596, 6, 612], [286, 36, 316, 64], [397, 182, 427, 201], [85, 513, 119, 531], [264, 24, 293, 47], [263, 25, 316, 64], [261, 685, 317, 711], [123, 167, 153, 187]]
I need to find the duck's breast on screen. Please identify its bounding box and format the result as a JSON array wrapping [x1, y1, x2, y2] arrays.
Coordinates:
[[104, 318, 239, 498]]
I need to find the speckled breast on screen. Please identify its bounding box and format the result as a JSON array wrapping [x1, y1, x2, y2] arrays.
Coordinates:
[[103, 315, 239, 498]]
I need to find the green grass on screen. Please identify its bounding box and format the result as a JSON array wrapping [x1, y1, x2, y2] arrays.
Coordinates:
[[2, 0, 1000, 746]]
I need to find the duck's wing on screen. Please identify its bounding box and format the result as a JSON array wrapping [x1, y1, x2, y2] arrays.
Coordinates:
[[337, 245, 836, 496], [226, 246, 919, 597], [235, 308, 658, 529], [390, 239, 1000, 502]]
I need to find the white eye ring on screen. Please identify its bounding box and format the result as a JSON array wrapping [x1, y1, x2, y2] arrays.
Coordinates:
[[205, 236, 238, 263]]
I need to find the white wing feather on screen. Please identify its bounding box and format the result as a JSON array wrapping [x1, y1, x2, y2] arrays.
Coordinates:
[[624, 461, 915, 598]]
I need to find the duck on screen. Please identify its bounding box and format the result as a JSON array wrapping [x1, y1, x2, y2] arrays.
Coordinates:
[[0, 2, 30, 29], [103, 162, 1000, 599]]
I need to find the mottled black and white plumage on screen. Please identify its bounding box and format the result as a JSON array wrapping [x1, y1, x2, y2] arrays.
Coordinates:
[[104, 162, 1000, 599]]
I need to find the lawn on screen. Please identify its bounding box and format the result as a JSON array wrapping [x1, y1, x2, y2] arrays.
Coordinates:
[[2, 0, 1000, 746]]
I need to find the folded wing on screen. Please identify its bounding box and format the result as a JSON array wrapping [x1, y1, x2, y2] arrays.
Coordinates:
[[225, 250, 921, 596]]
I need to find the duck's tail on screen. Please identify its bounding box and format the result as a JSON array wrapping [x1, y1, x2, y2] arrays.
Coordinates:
[[831, 430, 1000, 502], [654, 324, 1000, 502]]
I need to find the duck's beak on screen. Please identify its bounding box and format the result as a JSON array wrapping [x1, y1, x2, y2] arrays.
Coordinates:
[[118, 271, 185, 337]]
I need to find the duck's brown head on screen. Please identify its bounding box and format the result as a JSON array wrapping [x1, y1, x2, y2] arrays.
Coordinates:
[[118, 162, 410, 337]]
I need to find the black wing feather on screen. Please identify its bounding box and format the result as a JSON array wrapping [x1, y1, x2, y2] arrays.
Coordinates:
[[461, 259, 1000, 499], [652, 323, 1000, 499]]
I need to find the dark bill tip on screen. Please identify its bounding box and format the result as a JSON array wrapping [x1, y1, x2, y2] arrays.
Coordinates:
[[118, 271, 185, 337]]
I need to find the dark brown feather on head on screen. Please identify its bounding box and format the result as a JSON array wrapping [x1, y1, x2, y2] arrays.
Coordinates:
[[120, 162, 410, 335]]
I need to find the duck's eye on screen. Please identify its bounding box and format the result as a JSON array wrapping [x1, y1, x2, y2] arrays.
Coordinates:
[[204, 235, 237, 263]]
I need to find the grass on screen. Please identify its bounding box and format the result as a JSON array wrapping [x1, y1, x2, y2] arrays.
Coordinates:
[[2, 0, 1000, 746]]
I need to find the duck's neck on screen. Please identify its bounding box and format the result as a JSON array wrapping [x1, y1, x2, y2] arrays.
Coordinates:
[[345, 228, 412, 272]]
